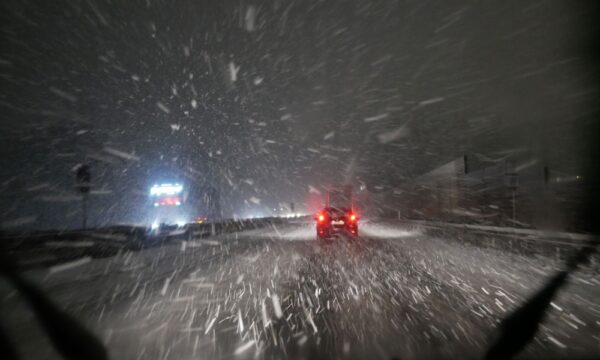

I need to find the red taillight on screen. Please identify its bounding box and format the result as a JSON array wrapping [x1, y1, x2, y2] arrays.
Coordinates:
[[159, 196, 181, 206], [318, 214, 325, 222], [349, 214, 356, 222]]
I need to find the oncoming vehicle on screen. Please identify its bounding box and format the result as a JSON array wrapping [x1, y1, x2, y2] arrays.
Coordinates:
[[315, 207, 359, 239]]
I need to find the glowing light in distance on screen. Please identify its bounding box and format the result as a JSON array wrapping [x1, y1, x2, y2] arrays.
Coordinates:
[[150, 183, 183, 196]]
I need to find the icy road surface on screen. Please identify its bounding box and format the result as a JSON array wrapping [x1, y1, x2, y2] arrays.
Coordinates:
[[1, 223, 599, 360]]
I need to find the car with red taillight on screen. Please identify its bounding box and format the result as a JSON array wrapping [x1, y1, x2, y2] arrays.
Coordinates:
[[315, 207, 359, 239]]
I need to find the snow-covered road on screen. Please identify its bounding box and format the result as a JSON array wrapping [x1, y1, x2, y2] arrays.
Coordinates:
[[1, 223, 598, 359]]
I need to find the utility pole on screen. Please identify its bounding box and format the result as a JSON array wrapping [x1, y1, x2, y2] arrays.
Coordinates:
[[543, 165, 550, 229], [504, 160, 518, 224], [76, 164, 91, 229]]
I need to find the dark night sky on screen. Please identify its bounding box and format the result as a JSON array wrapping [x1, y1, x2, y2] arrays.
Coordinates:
[[0, 0, 597, 228]]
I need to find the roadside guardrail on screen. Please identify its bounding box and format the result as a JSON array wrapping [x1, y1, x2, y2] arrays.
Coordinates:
[[1, 217, 290, 270], [398, 219, 597, 263]]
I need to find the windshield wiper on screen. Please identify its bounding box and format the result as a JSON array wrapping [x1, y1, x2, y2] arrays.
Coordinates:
[[0, 254, 107, 360], [484, 237, 599, 360]]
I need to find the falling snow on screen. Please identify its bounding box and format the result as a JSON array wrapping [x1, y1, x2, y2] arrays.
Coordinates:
[[0, 1, 597, 359]]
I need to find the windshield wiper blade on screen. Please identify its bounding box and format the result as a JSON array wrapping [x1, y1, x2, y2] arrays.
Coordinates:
[[0, 322, 18, 360], [484, 237, 599, 360], [0, 255, 107, 360]]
